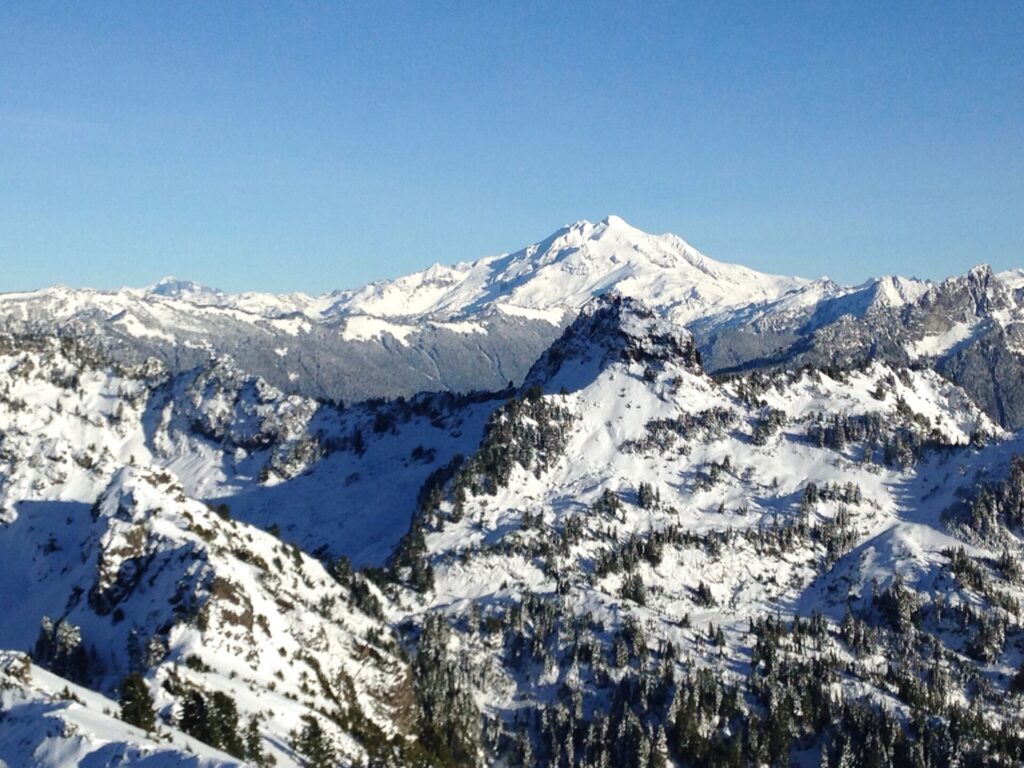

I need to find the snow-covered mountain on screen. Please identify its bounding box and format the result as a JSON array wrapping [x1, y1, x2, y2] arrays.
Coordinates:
[[4, 218, 1024, 765], [0, 216, 818, 407], [6, 216, 1024, 430], [703, 264, 1024, 428], [0, 215, 804, 333], [3, 291, 1024, 765], [323, 215, 810, 324], [0, 339, 422, 765], [368, 295, 1024, 766]]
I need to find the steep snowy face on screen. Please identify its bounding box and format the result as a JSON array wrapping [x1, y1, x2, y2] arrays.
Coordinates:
[[0, 464, 417, 766], [0, 338, 327, 526], [330, 215, 811, 324], [0, 339, 439, 763], [5, 291, 1024, 764], [868, 274, 932, 309]]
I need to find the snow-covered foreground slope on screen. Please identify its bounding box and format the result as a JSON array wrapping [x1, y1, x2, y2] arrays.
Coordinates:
[[0, 463, 417, 766], [4, 294, 1024, 765], [0, 342, 427, 764], [1, 652, 241, 768]]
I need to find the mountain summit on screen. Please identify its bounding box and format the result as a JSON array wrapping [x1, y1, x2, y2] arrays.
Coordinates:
[[145, 276, 226, 305], [523, 292, 702, 393], [329, 215, 810, 324]]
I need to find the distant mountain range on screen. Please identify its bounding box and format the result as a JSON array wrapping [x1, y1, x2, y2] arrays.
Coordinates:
[[3, 216, 1024, 427]]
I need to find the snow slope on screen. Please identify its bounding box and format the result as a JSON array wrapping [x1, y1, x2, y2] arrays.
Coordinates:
[[0, 341, 421, 764], [1, 651, 242, 768], [327, 295, 1023, 768]]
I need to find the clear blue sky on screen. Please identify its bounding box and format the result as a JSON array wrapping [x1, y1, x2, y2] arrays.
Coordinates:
[[1, 1, 1021, 293]]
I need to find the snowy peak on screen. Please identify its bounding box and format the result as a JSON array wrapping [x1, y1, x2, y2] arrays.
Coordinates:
[[327, 215, 810, 324], [523, 292, 701, 392], [589, 214, 721, 277], [997, 267, 1024, 291], [145, 276, 226, 306], [968, 262, 995, 283], [866, 274, 931, 310], [485, 215, 810, 323]]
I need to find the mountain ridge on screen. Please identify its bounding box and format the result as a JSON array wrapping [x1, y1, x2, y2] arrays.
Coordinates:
[[2, 217, 1023, 431]]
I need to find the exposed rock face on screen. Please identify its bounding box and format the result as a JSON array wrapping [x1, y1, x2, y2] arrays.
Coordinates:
[[524, 292, 703, 393], [700, 264, 1024, 428]]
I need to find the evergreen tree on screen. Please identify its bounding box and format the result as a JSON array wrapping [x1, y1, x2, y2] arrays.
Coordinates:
[[118, 673, 156, 732], [177, 688, 244, 757], [293, 714, 337, 768], [414, 614, 481, 765], [209, 690, 244, 758], [245, 716, 271, 767], [1012, 661, 1024, 693], [637, 481, 659, 509], [179, 689, 210, 743], [32, 616, 90, 684]]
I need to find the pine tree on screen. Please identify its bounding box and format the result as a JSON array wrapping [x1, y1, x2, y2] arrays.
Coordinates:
[[638, 482, 659, 509], [1011, 661, 1024, 693], [245, 716, 271, 767], [118, 673, 156, 732], [179, 689, 210, 743], [208, 690, 244, 758], [652, 725, 669, 768], [836, 739, 856, 768], [293, 714, 337, 768], [695, 580, 716, 607], [33, 616, 90, 684], [414, 614, 481, 765]]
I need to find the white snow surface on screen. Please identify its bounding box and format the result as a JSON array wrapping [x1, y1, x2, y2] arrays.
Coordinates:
[[328, 216, 811, 324], [0, 345, 416, 765], [1, 652, 242, 768]]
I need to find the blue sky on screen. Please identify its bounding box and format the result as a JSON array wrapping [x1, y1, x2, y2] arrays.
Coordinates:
[[1, 1, 1021, 293]]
